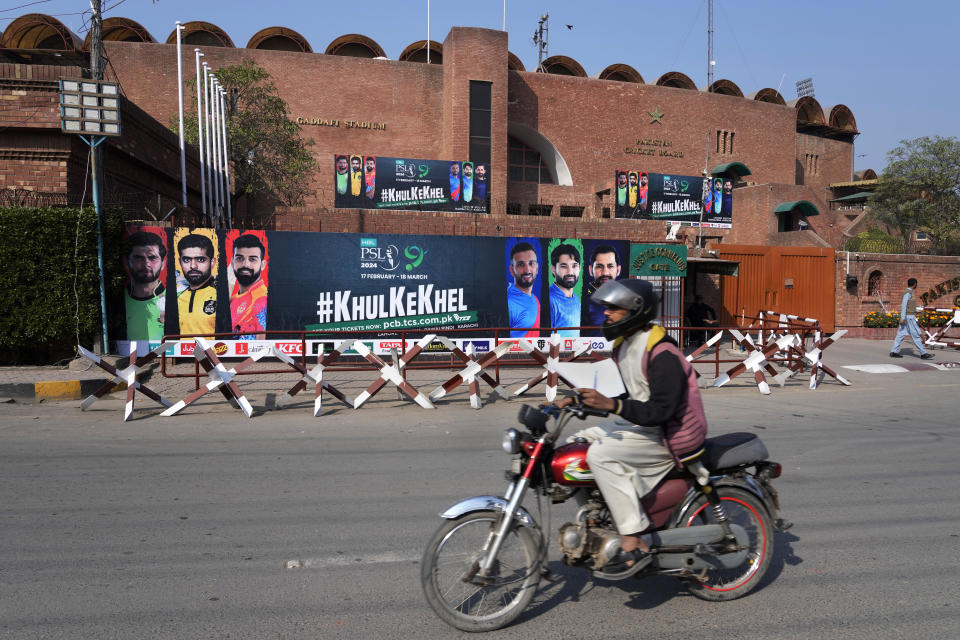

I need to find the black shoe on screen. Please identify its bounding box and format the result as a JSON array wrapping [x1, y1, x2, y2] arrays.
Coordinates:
[[593, 548, 652, 580], [920, 353, 935, 360], [889, 352, 902, 358]]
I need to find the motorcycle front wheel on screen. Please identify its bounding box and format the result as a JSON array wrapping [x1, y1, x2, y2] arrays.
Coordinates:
[[681, 487, 774, 601], [421, 511, 542, 632]]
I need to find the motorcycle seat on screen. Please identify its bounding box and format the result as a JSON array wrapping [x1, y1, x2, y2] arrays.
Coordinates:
[[703, 432, 769, 470]]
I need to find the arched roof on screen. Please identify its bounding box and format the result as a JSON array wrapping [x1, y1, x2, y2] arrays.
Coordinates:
[[827, 104, 858, 133], [539, 55, 586, 77], [166, 21, 234, 48], [325, 34, 386, 58], [710, 162, 752, 178], [0, 13, 82, 50], [246, 27, 312, 53], [85, 17, 154, 48], [705, 78, 743, 97], [655, 71, 697, 90], [398, 40, 442, 64], [789, 96, 826, 126], [748, 88, 787, 105], [507, 51, 525, 71], [854, 169, 877, 181], [596, 63, 643, 83], [774, 200, 820, 218]]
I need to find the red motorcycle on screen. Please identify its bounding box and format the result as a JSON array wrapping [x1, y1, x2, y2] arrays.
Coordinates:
[[421, 402, 790, 632]]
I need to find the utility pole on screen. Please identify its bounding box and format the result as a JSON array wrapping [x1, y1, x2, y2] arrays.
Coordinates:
[[89, 0, 109, 353]]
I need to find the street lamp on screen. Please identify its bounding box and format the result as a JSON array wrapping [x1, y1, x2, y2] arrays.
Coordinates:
[[59, 78, 122, 353]]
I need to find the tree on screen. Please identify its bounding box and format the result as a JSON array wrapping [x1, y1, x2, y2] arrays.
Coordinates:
[[173, 60, 317, 227], [868, 136, 960, 255]]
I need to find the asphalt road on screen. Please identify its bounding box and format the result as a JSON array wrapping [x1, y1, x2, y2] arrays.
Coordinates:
[[1, 366, 958, 639]]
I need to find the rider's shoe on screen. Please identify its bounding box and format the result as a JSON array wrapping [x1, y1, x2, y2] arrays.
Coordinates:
[[592, 548, 652, 581]]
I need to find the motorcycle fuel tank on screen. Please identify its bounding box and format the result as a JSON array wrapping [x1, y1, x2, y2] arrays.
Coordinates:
[[551, 442, 595, 486]]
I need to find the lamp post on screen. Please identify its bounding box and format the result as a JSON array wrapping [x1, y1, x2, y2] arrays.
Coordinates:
[[59, 78, 121, 353]]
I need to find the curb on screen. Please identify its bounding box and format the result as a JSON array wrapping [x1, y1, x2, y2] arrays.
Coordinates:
[[0, 379, 120, 403]]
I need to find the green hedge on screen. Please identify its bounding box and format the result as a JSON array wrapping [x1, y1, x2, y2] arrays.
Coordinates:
[[843, 229, 904, 254], [0, 206, 125, 363]]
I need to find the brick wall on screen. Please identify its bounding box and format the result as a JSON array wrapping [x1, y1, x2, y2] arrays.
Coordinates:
[[1, 62, 203, 215], [99, 29, 854, 235], [835, 253, 960, 329]]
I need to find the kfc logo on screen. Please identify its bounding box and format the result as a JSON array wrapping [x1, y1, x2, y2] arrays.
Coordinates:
[[276, 342, 303, 355]]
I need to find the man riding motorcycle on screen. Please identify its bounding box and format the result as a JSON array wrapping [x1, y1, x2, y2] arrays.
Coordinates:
[[552, 279, 708, 579]]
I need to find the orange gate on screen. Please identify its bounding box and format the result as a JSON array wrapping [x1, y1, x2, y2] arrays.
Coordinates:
[[715, 245, 836, 332]]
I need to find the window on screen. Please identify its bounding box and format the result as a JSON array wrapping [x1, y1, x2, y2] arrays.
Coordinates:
[[469, 81, 491, 165], [778, 213, 797, 232], [716, 129, 735, 155], [804, 153, 819, 176], [506, 202, 523, 215], [559, 206, 583, 218], [508, 136, 554, 184], [528, 204, 553, 216], [867, 270, 883, 296], [602, 207, 611, 218]]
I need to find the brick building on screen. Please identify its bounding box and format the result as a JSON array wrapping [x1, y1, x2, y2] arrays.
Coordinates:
[[6, 13, 956, 332]]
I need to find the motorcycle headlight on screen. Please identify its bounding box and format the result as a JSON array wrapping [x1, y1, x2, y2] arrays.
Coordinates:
[[502, 428, 521, 454]]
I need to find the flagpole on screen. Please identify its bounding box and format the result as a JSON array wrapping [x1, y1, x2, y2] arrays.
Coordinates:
[[175, 22, 187, 207], [194, 49, 206, 219]]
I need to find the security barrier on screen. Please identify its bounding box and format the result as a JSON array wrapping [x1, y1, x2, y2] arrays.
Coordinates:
[[80, 313, 851, 419]]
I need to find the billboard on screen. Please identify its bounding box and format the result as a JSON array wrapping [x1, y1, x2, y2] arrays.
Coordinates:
[[119, 227, 670, 353], [334, 154, 489, 214], [614, 170, 733, 227]]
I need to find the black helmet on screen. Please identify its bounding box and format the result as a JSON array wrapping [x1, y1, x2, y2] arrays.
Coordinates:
[[590, 279, 659, 340]]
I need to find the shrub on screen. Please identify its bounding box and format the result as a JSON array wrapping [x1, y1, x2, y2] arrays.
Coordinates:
[[843, 229, 904, 254], [863, 310, 900, 328], [918, 308, 957, 328], [0, 206, 125, 363]]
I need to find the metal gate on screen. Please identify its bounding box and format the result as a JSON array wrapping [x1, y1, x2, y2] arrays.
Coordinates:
[[715, 245, 836, 331]]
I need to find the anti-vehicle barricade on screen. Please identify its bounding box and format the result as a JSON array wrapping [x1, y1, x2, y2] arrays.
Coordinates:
[[83, 315, 847, 420], [159, 326, 614, 391], [921, 307, 960, 350]]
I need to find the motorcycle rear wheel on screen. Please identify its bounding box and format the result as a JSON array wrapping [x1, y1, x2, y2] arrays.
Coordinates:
[[421, 511, 542, 632], [681, 487, 774, 601]]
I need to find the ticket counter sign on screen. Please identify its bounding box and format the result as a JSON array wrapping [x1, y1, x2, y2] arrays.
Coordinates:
[[629, 244, 688, 277]]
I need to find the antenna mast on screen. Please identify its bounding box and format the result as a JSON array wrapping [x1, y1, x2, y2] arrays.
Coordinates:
[[706, 0, 714, 90], [533, 14, 549, 71]]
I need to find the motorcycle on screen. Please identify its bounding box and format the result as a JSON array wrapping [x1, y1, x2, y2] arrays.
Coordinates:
[[421, 401, 791, 632]]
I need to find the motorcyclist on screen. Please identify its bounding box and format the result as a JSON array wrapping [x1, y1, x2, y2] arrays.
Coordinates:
[[553, 279, 708, 579]]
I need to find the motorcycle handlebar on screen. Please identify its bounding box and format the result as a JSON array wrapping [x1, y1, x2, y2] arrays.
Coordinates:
[[518, 400, 609, 433]]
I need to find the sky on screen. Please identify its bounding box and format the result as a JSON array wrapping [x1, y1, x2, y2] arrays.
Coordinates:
[[3, 0, 958, 173]]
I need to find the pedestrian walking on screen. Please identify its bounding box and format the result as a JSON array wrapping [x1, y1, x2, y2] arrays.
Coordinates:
[[890, 277, 934, 359]]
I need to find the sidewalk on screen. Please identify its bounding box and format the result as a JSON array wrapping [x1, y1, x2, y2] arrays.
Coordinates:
[[1, 337, 955, 404]]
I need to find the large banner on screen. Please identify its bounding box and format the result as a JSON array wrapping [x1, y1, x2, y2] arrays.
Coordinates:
[[334, 154, 490, 214], [119, 227, 666, 355], [614, 170, 733, 227]]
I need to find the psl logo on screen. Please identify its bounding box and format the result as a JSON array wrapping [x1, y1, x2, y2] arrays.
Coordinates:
[[403, 245, 427, 271], [361, 244, 401, 271]]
